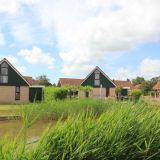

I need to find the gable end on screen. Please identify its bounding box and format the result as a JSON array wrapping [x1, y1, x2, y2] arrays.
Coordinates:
[[0, 58, 30, 86]]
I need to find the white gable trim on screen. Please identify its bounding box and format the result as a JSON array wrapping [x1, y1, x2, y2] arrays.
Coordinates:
[[0, 58, 30, 86], [81, 66, 116, 87], [30, 85, 44, 88]]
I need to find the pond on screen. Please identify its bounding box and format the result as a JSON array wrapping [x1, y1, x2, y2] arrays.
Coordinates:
[[0, 119, 56, 138]]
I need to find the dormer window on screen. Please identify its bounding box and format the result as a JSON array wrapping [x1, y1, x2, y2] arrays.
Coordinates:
[[0, 62, 8, 83]]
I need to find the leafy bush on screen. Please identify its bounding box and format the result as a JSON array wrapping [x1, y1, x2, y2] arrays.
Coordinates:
[[115, 86, 123, 100], [130, 89, 142, 101], [53, 88, 68, 100], [45, 86, 93, 101]]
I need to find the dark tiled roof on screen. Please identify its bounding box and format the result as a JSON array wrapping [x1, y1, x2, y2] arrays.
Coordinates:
[[113, 80, 134, 89], [153, 81, 160, 90], [58, 78, 84, 86], [24, 76, 33, 85], [134, 84, 141, 89]]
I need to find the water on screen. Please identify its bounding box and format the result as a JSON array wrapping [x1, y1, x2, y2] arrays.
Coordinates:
[[0, 119, 55, 138]]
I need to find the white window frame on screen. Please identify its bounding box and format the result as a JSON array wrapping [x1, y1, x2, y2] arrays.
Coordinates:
[[0, 62, 8, 83], [94, 79, 100, 86], [1, 68, 8, 75], [0, 76, 8, 83], [95, 73, 100, 80]]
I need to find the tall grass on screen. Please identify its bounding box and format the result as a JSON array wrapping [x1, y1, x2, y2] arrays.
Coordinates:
[[0, 101, 160, 160], [35, 104, 160, 160], [20, 98, 118, 120]]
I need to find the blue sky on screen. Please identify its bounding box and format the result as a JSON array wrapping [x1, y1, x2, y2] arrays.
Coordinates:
[[0, 0, 160, 84]]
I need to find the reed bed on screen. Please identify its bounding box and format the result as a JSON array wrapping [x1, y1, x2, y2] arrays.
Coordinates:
[[0, 100, 160, 160]]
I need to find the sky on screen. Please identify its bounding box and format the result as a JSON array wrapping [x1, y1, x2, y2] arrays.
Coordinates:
[[0, 0, 160, 84]]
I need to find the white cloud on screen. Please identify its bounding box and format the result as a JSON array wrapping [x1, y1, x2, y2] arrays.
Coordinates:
[[112, 58, 160, 80], [0, 32, 5, 46], [0, 0, 19, 14], [140, 58, 160, 78], [0, 55, 26, 74], [0, 55, 17, 64], [28, 0, 160, 75], [0, 0, 36, 14], [112, 68, 138, 80], [16, 66, 26, 74], [18, 46, 55, 69], [0, 0, 160, 77], [11, 24, 33, 43]]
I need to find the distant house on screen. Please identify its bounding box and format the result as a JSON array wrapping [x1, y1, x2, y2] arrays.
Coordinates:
[[113, 80, 134, 98], [58, 66, 134, 99], [0, 58, 44, 103], [152, 81, 160, 98]]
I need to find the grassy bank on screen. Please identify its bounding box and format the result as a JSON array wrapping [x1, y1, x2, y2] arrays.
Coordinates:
[[0, 100, 160, 160]]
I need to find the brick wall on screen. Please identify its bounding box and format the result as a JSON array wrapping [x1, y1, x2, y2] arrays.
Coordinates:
[[0, 86, 29, 104]]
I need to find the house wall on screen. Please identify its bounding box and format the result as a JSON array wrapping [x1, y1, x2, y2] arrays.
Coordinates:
[[0, 86, 29, 103], [78, 91, 86, 98], [109, 88, 116, 97], [91, 88, 106, 98], [78, 88, 116, 99]]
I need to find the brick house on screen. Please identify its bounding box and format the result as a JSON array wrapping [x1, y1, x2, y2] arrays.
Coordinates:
[[58, 66, 134, 98], [0, 58, 44, 103], [153, 81, 160, 98]]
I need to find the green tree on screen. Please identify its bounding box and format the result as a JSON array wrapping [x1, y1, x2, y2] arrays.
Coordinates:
[[130, 89, 142, 102], [150, 76, 160, 87], [132, 76, 145, 85], [140, 81, 152, 95], [33, 75, 52, 86]]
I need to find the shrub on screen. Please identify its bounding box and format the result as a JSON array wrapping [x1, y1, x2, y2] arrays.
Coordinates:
[[115, 86, 123, 99], [53, 88, 68, 100], [130, 89, 142, 101]]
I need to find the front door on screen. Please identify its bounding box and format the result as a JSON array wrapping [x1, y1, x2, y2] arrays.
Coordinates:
[[106, 88, 109, 97], [85, 92, 89, 98]]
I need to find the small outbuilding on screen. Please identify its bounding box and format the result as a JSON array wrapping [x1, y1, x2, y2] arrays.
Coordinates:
[[152, 81, 160, 98], [29, 86, 44, 102]]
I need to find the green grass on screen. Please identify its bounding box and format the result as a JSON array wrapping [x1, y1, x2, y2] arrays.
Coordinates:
[[0, 105, 20, 116], [0, 100, 160, 160], [0, 87, 160, 159]]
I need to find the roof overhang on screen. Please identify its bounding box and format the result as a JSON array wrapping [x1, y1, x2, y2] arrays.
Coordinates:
[[29, 85, 45, 88]]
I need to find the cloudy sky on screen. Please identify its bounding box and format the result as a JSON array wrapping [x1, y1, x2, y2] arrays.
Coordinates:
[[0, 0, 160, 83]]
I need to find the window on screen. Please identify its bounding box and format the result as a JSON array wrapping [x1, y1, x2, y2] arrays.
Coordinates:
[[0, 62, 8, 83], [0, 76, 8, 83], [1, 68, 8, 75], [94, 70, 100, 86], [94, 79, 100, 86], [15, 86, 20, 100], [1, 62, 8, 68], [95, 73, 100, 79]]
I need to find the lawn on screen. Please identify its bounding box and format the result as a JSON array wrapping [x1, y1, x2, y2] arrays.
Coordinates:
[[0, 104, 21, 116]]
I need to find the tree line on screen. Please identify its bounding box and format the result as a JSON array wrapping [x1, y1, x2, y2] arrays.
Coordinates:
[[132, 76, 160, 95]]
